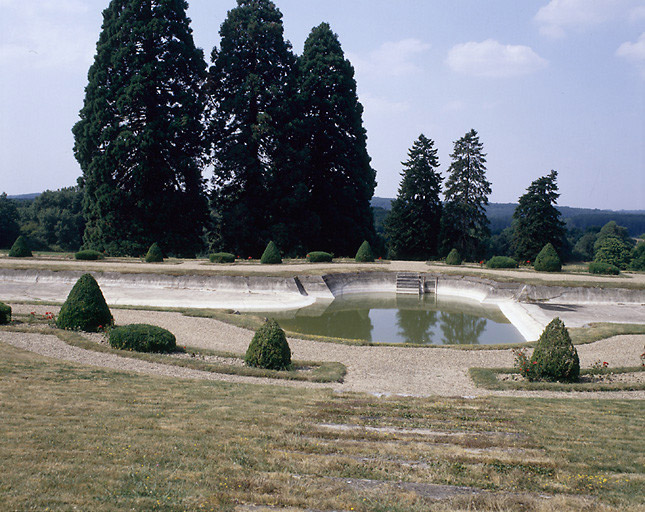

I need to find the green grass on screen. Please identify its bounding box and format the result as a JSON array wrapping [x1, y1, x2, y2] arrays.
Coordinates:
[[0, 341, 643, 511]]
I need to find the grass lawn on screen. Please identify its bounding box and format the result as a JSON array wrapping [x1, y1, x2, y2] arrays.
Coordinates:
[[1, 342, 643, 511]]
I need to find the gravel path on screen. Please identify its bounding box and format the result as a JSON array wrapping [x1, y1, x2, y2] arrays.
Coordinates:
[[4, 304, 644, 399]]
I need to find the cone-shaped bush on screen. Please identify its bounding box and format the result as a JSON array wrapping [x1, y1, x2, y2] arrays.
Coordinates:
[[245, 319, 291, 370], [534, 243, 561, 272], [355, 241, 374, 262], [145, 243, 164, 263], [260, 241, 282, 264], [0, 302, 11, 325], [445, 248, 462, 266], [9, 235, 32, 257], [529, 318, 580, 382], [56, 273, 113, 332], [109, 324, 176, 353]]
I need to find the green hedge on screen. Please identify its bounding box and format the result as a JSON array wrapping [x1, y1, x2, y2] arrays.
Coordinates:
[[75, 250, 104, 261], [209, 252, 236, 263], [56, 274, 113, 332], [0, 302, 11, 325], [245, 319, 291, 370], [9, 235, 32, 257], [355, 241, 374, 262], [109, 324, 176, 353], [445, 248, 462, 266], [145, 243, 163, 263], [588, 261, 620, 275], [260, 241, 282, 264], [534, 243, 561, 272], [307, 251, 333, 263], [485, 256, 518, 269]]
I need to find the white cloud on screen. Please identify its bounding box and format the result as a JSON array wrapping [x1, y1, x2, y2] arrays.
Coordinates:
[[446, 39, 548, 78], [630, 5, 645, 22], [349, 39, 430, 77], [617, 32, 645, 78], [535, 0, 632, 38]]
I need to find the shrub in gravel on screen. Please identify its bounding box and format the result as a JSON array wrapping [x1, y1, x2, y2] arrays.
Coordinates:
[[0, 302, 11, 325], [9, 235, 32, 257], [485, 256, 518, 269], [307, 251, 333, 263], [145, 242, 164, 263], [445, 248, 462, 266], [533, 243, 561, 272], [209, 252, 236, 263], [56, 273, 113, 332], [588, 261, 620, 275], [260, 241, 282, 264], [529, 317, 580, 383], [355, 241, 374, 262], [109, 324, 176, 353], [75, 249, 104, 261], [245, 319, 291, 370]]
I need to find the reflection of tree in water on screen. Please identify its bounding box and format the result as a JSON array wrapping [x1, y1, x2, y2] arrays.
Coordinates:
[[396, 309, 438, 344], [440, 312, 486, 345], [278, 310, 374, 341]]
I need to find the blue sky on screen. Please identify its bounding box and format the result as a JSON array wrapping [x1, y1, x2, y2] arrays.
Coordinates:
[[1, 0, 643, 210]]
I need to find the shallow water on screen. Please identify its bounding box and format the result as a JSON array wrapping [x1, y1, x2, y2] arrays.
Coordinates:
[[250, 293, 525, 345]]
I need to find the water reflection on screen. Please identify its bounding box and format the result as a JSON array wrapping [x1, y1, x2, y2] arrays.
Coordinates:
[[439, 312, 486, 345]]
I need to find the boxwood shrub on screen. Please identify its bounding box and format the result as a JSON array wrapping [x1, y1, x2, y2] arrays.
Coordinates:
[[445, 248, 462, 266], [355, 241, 374, 262], [245, 319, 291, 370], [534, 243, 561, 272], [109, 324, 176, 353], [145, 243, 164, 263], [0, 302, 11, 325], [528, 317, 580, 383], [56, 273, 113, 332], [485, 256, 518, 269], [307, 251, 333, 263], [9, 235, 32, 257], [588, 261, 620, 275], [260, 241, 282, 264], [75, 250, 104, 261], [209, 252, 236, 263]]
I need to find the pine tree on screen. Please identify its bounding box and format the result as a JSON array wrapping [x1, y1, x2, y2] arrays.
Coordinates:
[[73, 0, 208, 257], [440, 129, 491, 260], [206, 0, 297, 257], [512, 170, 566, 262], [296, 23, 376, 256], [384, 135, 442, 260]]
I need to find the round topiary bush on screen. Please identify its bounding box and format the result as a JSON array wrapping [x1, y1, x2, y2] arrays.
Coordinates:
[[0, 302, 11, 325], [533, 243, 561, 272], [485, 256, 518, 269], [588, 261, 620, 275], [209, 252, 236, 263], [260, 241, 282, 264], [9, 235, 32, 257], [145, 243, 164, 263], [307, 251, 333, 263], [75, 249, 104, 261], [56, 273, 113, 332], [529, 317, 580, 382], [109, 324, 176, 353], [245, 319, 291, 370], [355, 241, 374, 262], [445, 248, 462, 266]]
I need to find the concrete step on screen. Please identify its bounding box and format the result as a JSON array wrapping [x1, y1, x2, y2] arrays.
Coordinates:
[[396, 273, 421, 295]]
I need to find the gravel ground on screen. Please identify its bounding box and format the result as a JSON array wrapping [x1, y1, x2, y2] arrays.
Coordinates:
[[4, 304, 644, 399]]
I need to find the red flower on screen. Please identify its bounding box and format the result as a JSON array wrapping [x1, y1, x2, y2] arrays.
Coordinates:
[[532, 361, 538, 364]]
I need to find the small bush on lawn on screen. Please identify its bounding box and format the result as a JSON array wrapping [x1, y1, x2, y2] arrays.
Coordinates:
[[307, 251, 333, 263], [109, 324, 176, 353], [209, 252, 236, 263], [445, 248, 462, 266], [588, 261, 620, 275], [629, 242, 645, 271], [260, 241, 282, 264], [245, 319, 291, 370], [0, 302, 11, 325], [75, 250, 104, 261], [355, 241, 374, 262], [485, 256, 518, 269], [529, 317, 580, 382], [8, 235, 32, 257], [56, 273, 113, 332], [534, 243, 562, 272], [145, 243, 164, 263]]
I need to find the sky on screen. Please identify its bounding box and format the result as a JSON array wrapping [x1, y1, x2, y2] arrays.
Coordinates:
[[0, 0, 644, 210]]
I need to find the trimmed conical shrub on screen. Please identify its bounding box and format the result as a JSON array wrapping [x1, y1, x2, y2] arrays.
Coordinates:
[[245, 319, 291, 370], [9, 235, 32, 257], [260, 241, 282, 264], [529, 318, 580, 382], [534, 243, 561, 272], [56, 273, 113, 332], [0, 302, 11, 325], [445, 248, 462, 266], [145, 243, 164, 263], [355, 241, 374, 262]]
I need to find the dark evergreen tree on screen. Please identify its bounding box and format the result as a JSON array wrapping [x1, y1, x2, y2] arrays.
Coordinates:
[[0, 193, 20, 249], [296, 23, 376, 256], [73, 0, 208, 257], [440, 129, 491, 260], [511, 170, 566, 262], [206, 0, 297, 257], [384, 134, 442, 260]]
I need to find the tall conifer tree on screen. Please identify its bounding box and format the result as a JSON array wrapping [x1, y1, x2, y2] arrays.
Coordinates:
[[384, 135, 442, 260], [297, 23, 376, 256], [440, 129, 491, 260], [73, 0, 208, 257]]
